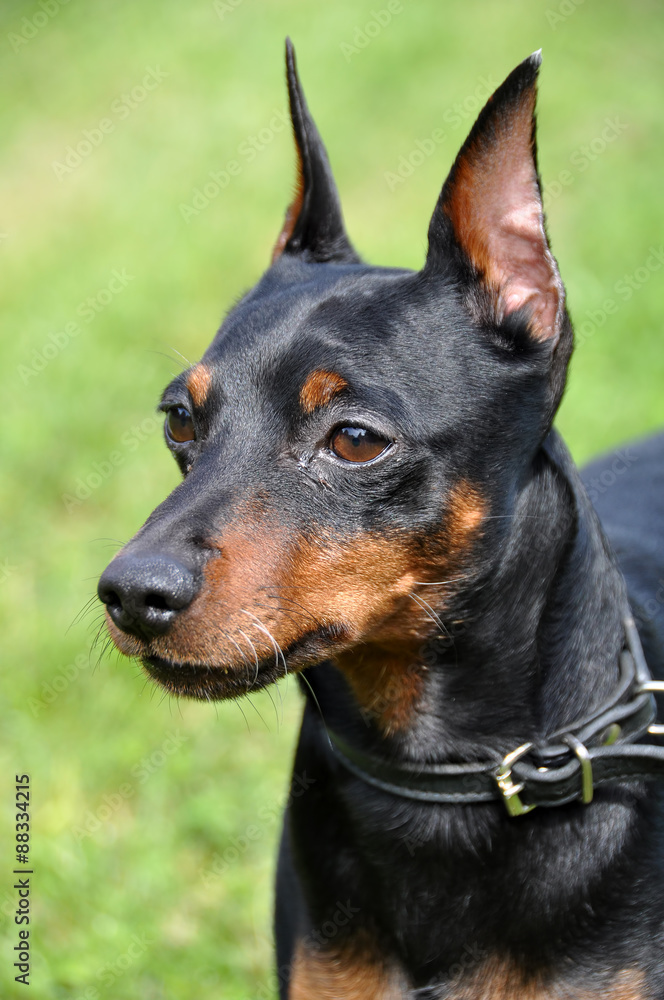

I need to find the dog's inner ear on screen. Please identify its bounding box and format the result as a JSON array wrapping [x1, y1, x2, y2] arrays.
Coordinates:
[[272, 39, 359, 266], [426, 52, 564, 345]]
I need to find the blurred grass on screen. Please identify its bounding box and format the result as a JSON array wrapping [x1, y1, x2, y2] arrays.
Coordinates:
[[1, 0, 663, 996]]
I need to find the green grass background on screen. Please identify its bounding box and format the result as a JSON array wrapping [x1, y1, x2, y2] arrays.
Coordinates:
[[1, 0, 663, 996]]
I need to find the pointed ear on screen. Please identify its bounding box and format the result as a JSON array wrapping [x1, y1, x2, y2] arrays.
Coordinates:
[[272, 39, 359, 265], [426, 53, 565, 346]]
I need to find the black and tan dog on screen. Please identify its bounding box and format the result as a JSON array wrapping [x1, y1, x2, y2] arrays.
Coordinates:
[[98, 42, 664, 998]]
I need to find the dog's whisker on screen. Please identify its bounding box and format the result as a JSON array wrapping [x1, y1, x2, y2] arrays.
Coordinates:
[[251, 601, 310, 635], [262, 591, 320, 628], [409, 593, 450, 639], [240, 610, 288, 679], [69, 594, 100, 631], [223, 630, 252, 667], [90, 620, 108, 653], [95, 636, 115, 669], [298, 670, 328, 736], [233, 696, 251, 734], [245, 694, 270, 732], [237, 629, 260, 686], [264, 684, 281, 730], [168, 346, 193, 368], [149, 350, 189, 374], [253, 597, 309, 620], [86, 618, 109, 644]]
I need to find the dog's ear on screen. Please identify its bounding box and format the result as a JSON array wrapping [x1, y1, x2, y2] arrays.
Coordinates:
[[272, 39, 359, 265], [425, 52, 565, 347]]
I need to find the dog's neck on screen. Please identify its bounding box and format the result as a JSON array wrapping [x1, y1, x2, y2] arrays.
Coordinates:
[[305, 430, 629, 763], [420, 430, 628, 759], [296, 433, 654, 976]]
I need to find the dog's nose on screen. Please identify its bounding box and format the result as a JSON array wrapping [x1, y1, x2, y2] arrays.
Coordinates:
[[98, 554, 198, 640]]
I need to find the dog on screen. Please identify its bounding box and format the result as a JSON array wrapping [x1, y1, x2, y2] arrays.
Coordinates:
[[98, 40, 664, 998]]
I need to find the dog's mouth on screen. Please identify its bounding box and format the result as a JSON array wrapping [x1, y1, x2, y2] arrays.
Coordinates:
[[142, 655, 284, 699], [140, 624, 349, 700]]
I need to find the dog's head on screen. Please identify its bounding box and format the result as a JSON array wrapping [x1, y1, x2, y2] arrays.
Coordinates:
[[98, 43, 572, 726]]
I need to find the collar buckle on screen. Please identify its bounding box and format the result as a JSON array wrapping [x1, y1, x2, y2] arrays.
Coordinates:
[[494, 742, 537, 817], [637, 680, 664, 736]]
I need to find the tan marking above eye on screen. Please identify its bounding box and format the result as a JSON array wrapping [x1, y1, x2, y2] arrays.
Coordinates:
[[299, 369, 348, 414], [331, 426, 390, 463], [186, 364, 212, 408]]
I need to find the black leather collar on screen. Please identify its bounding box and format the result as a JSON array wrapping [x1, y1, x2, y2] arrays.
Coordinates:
[[326, 616, 664, 816]]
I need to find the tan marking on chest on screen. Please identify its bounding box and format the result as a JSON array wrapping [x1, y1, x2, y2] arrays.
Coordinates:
[[289, 936, 408, 999], [335, 643, 426, 733], [186, 364, 212, 408], [445, 957, 646, 999], [299, 369, 348, 413]]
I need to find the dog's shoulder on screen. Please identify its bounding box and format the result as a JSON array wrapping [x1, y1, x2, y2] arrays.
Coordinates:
[[581, 430, 664, 669]]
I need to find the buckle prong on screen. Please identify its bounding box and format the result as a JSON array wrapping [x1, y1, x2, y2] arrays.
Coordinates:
[[494, 742, 536, 817], [636, 681, 664, 735], [562, 734, 593, 804]]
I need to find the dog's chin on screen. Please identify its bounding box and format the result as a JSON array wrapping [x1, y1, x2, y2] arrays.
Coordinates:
[[141, 655, 285, 700], [140, 626, 348, 700]]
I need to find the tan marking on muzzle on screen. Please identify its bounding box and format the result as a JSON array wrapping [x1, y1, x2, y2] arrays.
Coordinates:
[[103, 482, 487, 731]]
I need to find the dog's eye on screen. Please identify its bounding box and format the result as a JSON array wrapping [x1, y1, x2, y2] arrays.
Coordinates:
[[330, 426, 390, 463], [165, 406, 196, 444]]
